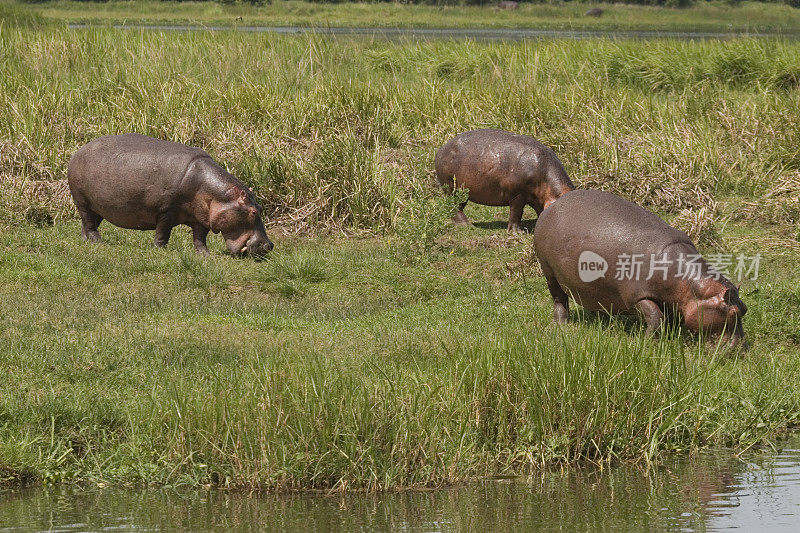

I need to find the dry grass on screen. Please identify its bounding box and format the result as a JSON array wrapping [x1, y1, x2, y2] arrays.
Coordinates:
[[745, 236, 800, 255], [0, 139, 57, 181], [742, 173, 800, 226], [0, 173, 74, 226], [505, 242, 543, 281], [671, 202, 721, 247], [0, 139, 73, 225], [582, 168, 717, 212]]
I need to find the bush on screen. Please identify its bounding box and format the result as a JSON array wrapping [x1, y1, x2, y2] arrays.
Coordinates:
[[393, 186, 467, 264]]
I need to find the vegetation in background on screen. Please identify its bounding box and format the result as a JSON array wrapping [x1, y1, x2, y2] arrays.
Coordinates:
[[0, 25, 799, 491], [3, 0, 800, 33]]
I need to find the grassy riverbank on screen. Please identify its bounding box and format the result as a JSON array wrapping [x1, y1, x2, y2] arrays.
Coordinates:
[[1, 26, 800, 490], [1, 225, 799, 490], [4, 0, 800, 34]]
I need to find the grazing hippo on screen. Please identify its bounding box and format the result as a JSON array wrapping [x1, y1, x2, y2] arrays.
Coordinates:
[[498, 1, 519, 9], [584, 8, 604, 17], [67, 133, 273, 257], [434, 129, 575, 232], [534, 190, 747, 350]]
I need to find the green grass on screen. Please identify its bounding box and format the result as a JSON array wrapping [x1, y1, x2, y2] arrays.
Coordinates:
[[5, 0, 800, 34], [1, 25, 800, 491], [0, 224, 798, 490]]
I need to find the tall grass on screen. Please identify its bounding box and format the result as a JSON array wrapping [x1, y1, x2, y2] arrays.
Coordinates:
[[2, 28, 800, 237]]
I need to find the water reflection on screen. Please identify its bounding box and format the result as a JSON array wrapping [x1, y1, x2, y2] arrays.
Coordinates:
[[2, 435, 800, 532], [704, 443, 800, 532]]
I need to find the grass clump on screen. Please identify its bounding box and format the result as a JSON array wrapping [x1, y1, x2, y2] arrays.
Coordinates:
[[393, 186, 467, 264], [742, 174, 800, 226], [257, 248, 333, 296]]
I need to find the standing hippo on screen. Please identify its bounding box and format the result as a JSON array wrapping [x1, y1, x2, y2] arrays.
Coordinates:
[[534, 190, 747, 349], [67, 133, 273, 257], [434, 129, 574, 232]]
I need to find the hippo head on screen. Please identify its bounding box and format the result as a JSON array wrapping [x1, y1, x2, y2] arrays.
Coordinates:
[[209, 188, 273, 258], [683, 284, 748, 351]]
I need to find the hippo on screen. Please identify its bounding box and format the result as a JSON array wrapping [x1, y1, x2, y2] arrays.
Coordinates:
[[498, 1, 519, 9], [534, 190, 747, 350], [67, 133, 273, 257], [434, 129, 575, 232], [584, 8, 604, 17]]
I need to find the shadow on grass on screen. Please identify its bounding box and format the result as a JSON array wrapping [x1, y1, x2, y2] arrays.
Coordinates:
[[472, 219, 537, 233], [570, 306, 695, 342]]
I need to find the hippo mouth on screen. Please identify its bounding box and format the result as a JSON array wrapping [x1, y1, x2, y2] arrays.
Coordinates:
[[235, 244, 254, 258], [717, 314, 748, 353], [224, 231, 273, 258], [224, 241, 253, 258], [236, 239, 273, 259]]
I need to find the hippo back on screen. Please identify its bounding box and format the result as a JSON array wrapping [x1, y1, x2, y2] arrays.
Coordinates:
[[435, 129, 574, 208], [436, 129, 563, 178], [536, 190, 691, 257], [69, 133, 210, 188]]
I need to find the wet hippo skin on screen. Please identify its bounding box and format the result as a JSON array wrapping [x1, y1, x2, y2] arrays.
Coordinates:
[[534, 189, 747, 350], [435, 129, 575, 232], [68, 133, 273, 257]]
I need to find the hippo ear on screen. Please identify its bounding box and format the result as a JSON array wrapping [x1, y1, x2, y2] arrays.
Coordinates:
[[237, 189, 248, 206]]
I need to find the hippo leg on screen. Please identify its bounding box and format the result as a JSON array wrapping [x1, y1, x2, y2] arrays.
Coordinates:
[[635, 299, 664, 337], [508, 196, 526, 233], [76, 204, 103, 243], [452, 200, 471, 225], [544, 273, 570, 323], [153, 214, 175, 248], [191, 223, 210, 256]]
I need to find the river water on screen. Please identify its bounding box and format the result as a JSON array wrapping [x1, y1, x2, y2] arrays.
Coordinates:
[[2, 434, 800, 531]]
